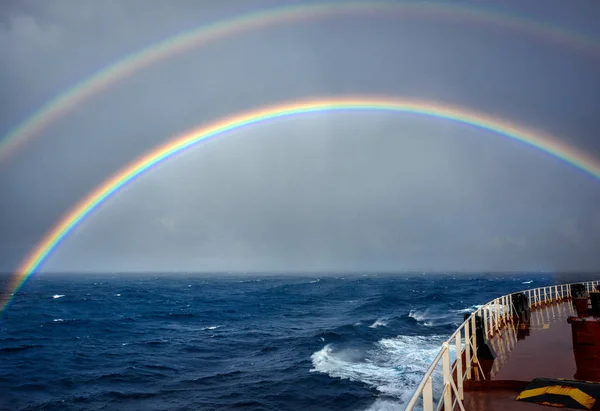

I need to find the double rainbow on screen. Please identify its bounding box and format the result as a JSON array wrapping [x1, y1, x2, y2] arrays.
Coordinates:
[[2, 96, 599, 315]]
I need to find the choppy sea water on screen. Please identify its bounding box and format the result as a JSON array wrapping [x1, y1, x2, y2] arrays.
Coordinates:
[[0, 273, 592, 410]]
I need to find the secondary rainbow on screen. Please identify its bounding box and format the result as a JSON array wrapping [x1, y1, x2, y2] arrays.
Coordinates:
[[0, 1, 598, 164], [2, 95, 599, 315]]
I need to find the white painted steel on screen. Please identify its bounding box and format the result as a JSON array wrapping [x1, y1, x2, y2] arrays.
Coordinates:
[[404, 279, 598, 411]]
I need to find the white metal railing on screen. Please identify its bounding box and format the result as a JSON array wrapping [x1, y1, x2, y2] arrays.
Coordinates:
[[404, 279, 600, 411]]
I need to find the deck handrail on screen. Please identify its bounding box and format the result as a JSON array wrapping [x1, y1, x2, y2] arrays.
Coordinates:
[[404, 279, 600, 411]]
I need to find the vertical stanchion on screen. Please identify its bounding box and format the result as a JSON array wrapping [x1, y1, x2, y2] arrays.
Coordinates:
[[423, 376, 433, 411], [442, 343, 452, 411], [465, 321, 471, 380], [560, 285, 564, 299], [488, 305, 494, 337], [471, 314, 479, 380], [483, 307, 488, 338], [456, 331, 463, 400]]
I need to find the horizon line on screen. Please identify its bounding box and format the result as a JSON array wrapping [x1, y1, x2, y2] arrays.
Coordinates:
[[2, 270, 599, 276]]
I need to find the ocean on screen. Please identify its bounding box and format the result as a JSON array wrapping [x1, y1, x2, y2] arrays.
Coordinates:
[[0, 273, 590, 410]]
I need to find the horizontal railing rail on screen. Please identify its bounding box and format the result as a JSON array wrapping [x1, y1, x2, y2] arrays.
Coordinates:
[[404, 279, 600, 411]]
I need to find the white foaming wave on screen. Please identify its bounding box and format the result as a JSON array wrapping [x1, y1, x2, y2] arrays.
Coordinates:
[[311, 344, 402, 393], [309, 279, 321, 284], [201, 325, 221, 331], [453, 304, 483, 314], [454, 302, 510, 316], [53, 318, 64, 322], [311, 334, 454, 408], [369, 318, 389, 328], [408, 309, 427, 322], [52, 294, 64, 299], [409, 308, 456, 327]]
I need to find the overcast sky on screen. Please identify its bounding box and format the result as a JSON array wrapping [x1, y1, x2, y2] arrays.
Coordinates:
[[1, 0, 599, 273]]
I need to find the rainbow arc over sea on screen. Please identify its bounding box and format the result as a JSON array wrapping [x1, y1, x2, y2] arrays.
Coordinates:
[[2, 95, 600, 316], [0, 1, 599, 163]]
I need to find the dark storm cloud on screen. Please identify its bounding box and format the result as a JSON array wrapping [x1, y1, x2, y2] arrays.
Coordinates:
[[1, 0, 599, 273]]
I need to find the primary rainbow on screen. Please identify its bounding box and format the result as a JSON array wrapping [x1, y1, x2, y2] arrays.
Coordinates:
[[2, 95, 599, 315], [0, 1, 598, 163]]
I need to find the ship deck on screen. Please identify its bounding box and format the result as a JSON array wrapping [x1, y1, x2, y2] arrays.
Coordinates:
[[462, 299, 590, 410]]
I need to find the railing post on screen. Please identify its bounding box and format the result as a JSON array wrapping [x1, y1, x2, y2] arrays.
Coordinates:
[[488, 305, 494, 337], [560, 285, 563, 299], [509, 293, 514, 321], [456, 330, 463, 400], [540, 288, 543, 304], [496, 298, 502, 331], [483, 307, 488, 338], [423, 376, 433, 411], [465, 320, 471, 380], [442, 342, 452, 411], [471, 314, 479, 380]]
